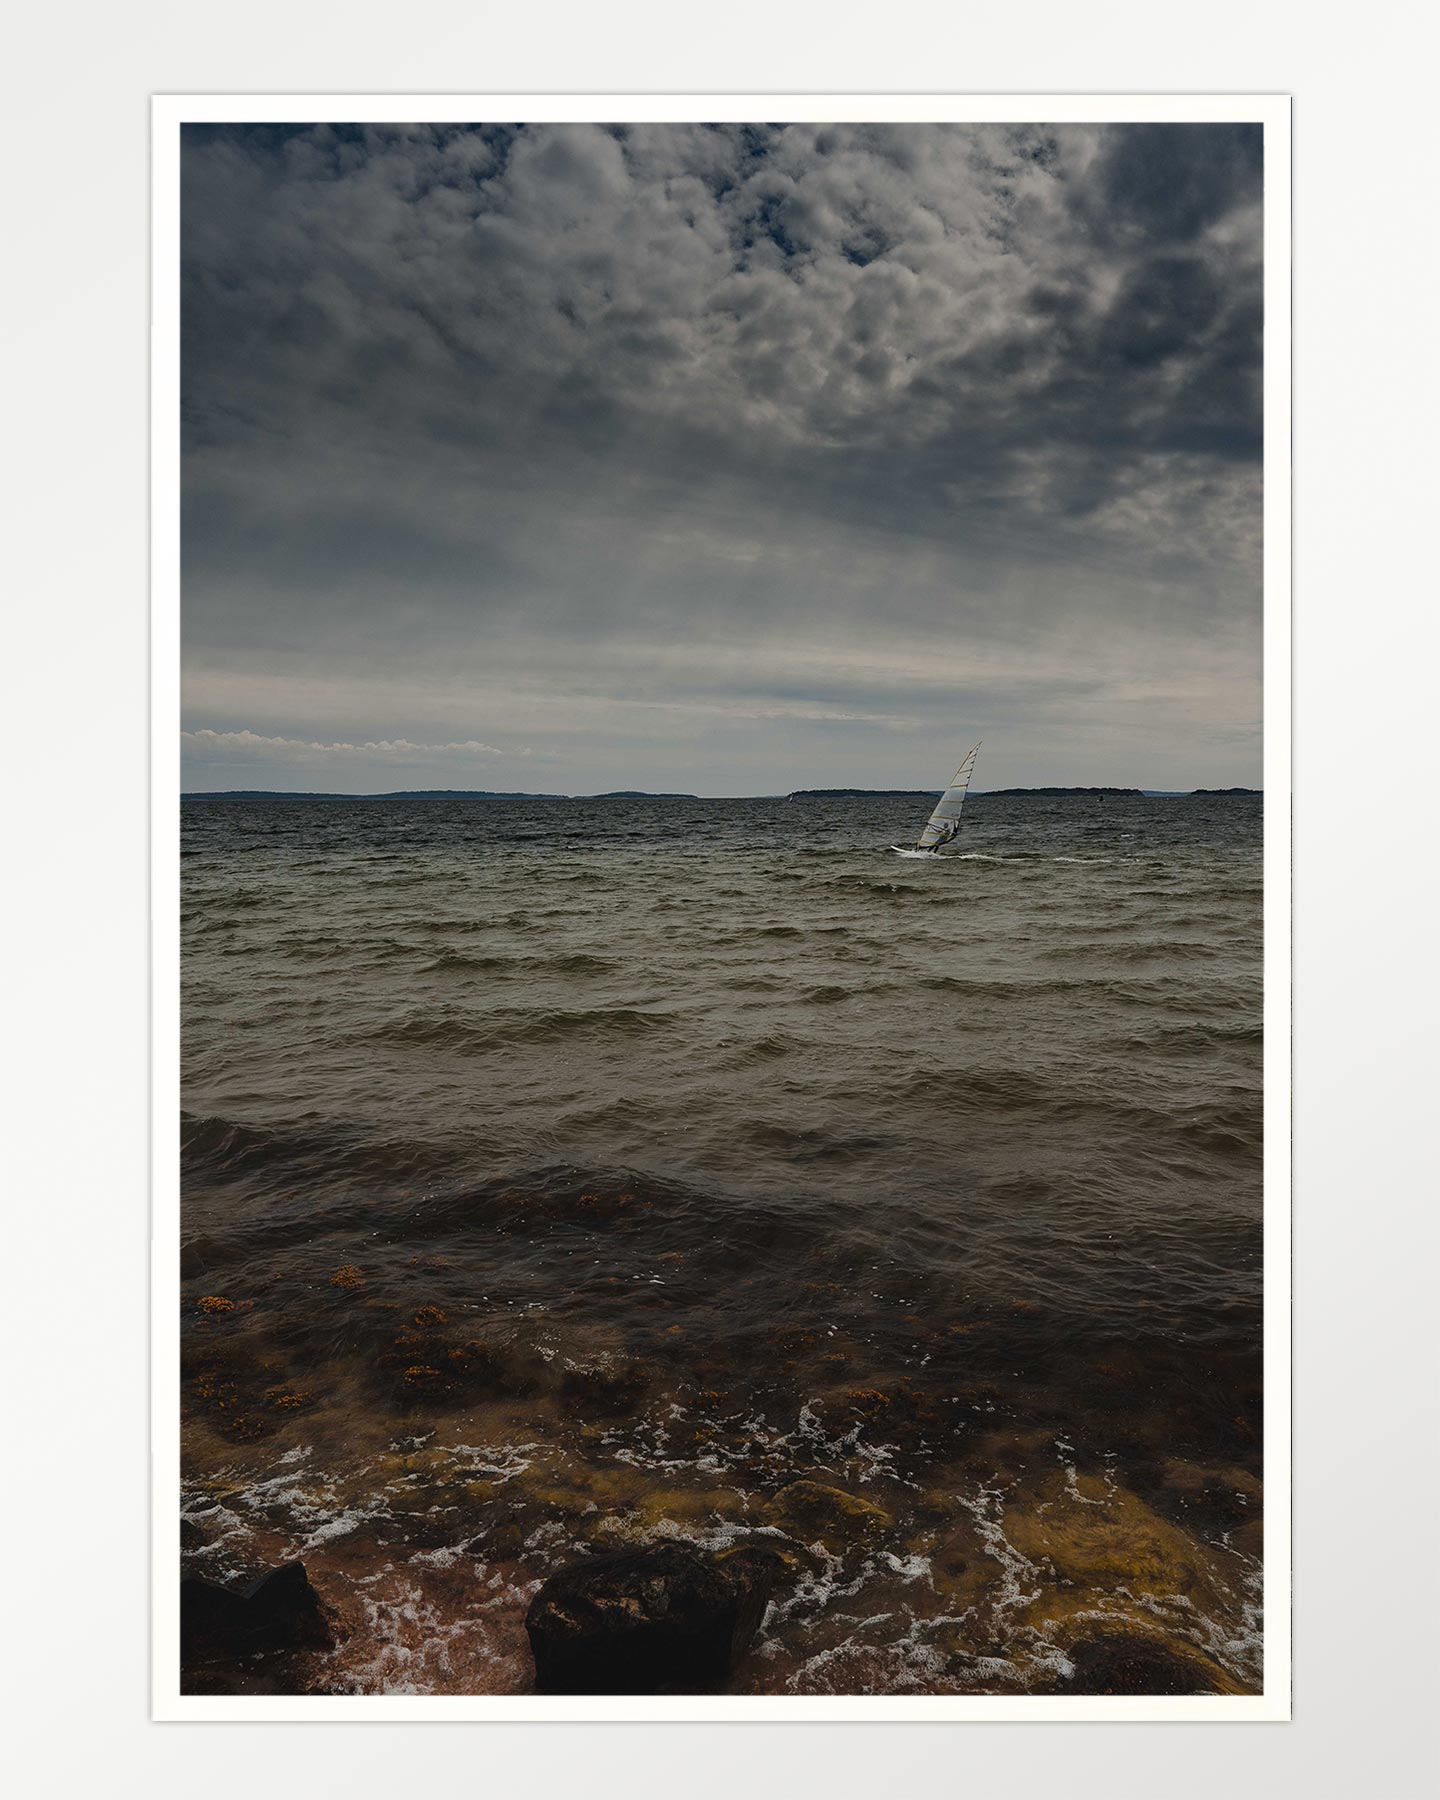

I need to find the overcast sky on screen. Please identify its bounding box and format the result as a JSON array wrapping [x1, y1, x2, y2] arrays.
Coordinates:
[[181, 121, 1263, 795]]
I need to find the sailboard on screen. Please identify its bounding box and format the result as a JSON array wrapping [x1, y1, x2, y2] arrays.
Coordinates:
[[891, 743, 981, 856]]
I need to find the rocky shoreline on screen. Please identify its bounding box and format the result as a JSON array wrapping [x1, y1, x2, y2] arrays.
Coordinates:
[[179, 1176, 1261, 1697], [180, 1322, 1262, 1697], [181, 1458, 1259, 1696]]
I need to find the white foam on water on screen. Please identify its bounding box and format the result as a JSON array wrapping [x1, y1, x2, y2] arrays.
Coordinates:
[[958, 1485, 1044, 1616], [409, 1545, 464, 1568], [300, 1507, 378, 1551], [611, 1442, 695, 1476], [185, 1450, 400, 1562], [642, 1515, 784, 1555], [327, 1579, 483, 1696], [1052, 1438, 1106, 1507], [447, 1440, 542, 1484], [1117, 1573, 1264, 1686], [875, 1551, 933, 1582], [522, 1519, 569, 1553], [179, 1494, 254, 1567]]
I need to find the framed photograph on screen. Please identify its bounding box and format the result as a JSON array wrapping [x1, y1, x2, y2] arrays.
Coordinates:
[[154, 93, 1290, 1719]]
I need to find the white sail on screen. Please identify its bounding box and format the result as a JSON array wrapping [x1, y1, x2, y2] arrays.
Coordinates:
[[913, 743, 981, 850]]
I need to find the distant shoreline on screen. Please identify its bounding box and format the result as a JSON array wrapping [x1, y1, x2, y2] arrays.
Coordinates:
[[182, 786, 1262, 802]]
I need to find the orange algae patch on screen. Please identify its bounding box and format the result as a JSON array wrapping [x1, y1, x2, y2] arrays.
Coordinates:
[[190, 1371, 267, 1442], [845, 1387, 890, 1418], [413, 1305, 448, 1328], [196, 1295, 233, 1314], [330, 1266, 364, 1290]]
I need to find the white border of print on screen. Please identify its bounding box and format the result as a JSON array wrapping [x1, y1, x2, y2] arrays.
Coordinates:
[[151, 92, 1291, 1723]]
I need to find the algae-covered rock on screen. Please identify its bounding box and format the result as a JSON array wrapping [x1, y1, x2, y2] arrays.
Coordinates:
[[478, 1518, 526, 1561], [914, 1484, 968, 1524], [1160, 1459, 1262, 1524], [997, 1473, 1257, 1692], [631, 1485, 751, 1530], [525, 1541, 781, 1693], [370, 1444, 455, 1489], [1124, 1457, 1264, 1534], [1003, 1472, 1222, 1600], [588, 1483, 752, 1548], [517, 1458, 648, 1521], [1229, 1516, 1264, 1562], [765, 1479, 891, 1545]]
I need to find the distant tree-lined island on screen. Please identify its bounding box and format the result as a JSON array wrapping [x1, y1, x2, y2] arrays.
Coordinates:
[[790, 785, 1142, 799], [975, 787, 1144, 798], [787, 786, 1261, 800], [181, 788, 702, 801], [785, 788, 946, 800], [183, 789, 557, 801]]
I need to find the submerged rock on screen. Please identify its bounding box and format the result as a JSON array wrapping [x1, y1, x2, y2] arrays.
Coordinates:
[[381, 1328, 537, 1406], [1063, 1630, 1227, 1695], [1000, 1473, 1257, 1695], [765, 1479, 891, 1546], [561, 1359, 650, 1417], [1003, 1472, 1221, 1600], [1124, 1456, 1263, 1534], [525, 1542, 781, 1693], [181, 1561, 333, 1661]]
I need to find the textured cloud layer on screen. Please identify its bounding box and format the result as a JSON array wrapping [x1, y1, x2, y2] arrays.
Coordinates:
[[181, 121, 1263, 793], [183, 729, 515, 758]]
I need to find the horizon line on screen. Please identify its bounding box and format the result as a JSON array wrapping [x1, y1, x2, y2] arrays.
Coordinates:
[[181, 784, 1262, 800]]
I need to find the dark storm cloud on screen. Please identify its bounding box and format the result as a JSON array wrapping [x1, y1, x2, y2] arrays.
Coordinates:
[[1094, 123, 1263, 246], [180, 121, 1263, 792]]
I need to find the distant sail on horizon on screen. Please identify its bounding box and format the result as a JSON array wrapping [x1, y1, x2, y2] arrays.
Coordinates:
[[907, 742, 981, 852]]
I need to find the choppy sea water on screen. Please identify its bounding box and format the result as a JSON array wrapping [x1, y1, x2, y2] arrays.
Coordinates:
[[179, 793, 1264, 1696]]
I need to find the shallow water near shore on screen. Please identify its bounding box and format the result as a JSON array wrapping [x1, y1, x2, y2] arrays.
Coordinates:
[[179, 792, 1263, 1696]]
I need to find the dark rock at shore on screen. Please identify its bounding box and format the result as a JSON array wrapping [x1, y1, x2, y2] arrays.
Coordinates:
[[181, 1561, 333, 1661], [525, 1542, 781, 1693]]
